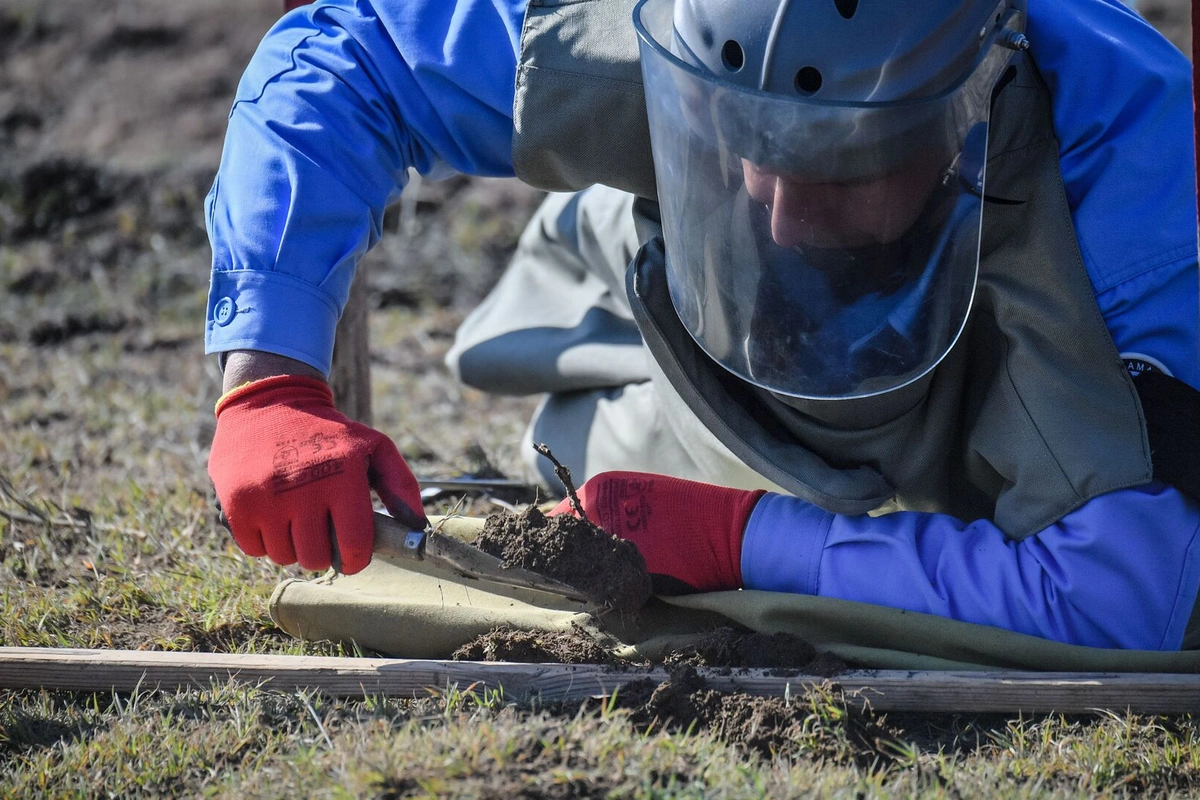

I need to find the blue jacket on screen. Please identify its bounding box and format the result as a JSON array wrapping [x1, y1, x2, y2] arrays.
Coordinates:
[[205, 0, 1200, 649]]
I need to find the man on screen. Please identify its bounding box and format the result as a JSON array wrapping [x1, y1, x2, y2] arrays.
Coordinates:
[[206, 0, 1200, 649]]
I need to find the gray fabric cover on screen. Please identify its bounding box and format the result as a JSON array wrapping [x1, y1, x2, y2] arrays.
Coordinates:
[[447, 188, 787, 493], [513, 0, 656, 200]]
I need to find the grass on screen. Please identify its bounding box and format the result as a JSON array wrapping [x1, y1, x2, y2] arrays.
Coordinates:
[[1, 165, 1198, 797], [3, 677, 1199, 797], [3, 451, 1200, 798]]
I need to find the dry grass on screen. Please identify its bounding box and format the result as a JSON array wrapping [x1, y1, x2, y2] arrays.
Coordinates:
[[2, 0, 1199, 795]]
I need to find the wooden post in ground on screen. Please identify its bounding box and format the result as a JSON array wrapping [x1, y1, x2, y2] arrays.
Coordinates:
[[330, 266, 373, 426]]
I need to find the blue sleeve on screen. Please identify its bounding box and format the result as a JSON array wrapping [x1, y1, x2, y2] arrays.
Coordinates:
[[742, 483, 1200, 649], [204, 0, 525, 374], [1028, 0, 1199, 388]]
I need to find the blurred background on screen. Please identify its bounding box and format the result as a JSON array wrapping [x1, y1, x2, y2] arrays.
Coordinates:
[[0, 0, 549, 507]]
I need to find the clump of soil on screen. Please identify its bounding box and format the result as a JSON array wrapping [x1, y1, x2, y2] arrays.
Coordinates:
[[612, 664, 892, 761], [455, 624, 846, 673], [473, 506, 652, 615], [666, 627, 848, 678], [451, 627, 618, 665], [615, 666, 804, 756]]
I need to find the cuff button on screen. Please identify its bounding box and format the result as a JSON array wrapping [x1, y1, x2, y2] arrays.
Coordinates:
[[213, 297, 236, 326]]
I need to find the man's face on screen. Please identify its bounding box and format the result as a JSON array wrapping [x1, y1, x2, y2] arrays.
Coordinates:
[[742, 150, 946, 250]]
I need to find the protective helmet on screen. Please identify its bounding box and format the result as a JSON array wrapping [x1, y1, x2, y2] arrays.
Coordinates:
[[634, 0, 1028, 400]]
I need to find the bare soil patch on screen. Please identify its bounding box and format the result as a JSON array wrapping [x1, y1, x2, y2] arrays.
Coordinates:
[[612, 664, 895, 762], [617, 666, 805, 757], [453, 624, 853, 755]]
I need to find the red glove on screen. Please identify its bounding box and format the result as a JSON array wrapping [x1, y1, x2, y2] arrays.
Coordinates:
[[552, 471, 765, 594], [208, 375, 425, 574]]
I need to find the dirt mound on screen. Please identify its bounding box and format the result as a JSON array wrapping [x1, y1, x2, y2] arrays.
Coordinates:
[[453, 625, 847, 673], [474, 506, 653, 615], [612, 664, 893, 761], [617, 666, 805, 756], [664, 627, 849, 677], [452, 624, 853, 756], [451, 628, 618, 665]]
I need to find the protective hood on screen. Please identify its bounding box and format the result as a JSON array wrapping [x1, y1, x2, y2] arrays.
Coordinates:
[[634, 0, 1025, 399]]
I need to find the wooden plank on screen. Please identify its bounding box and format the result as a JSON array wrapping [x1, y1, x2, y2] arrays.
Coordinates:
[[0, 648, 1198, 714]]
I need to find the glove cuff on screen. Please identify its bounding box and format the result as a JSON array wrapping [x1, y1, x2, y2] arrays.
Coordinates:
[[215, 374, 334, 416], [707, 484, 766, 588]]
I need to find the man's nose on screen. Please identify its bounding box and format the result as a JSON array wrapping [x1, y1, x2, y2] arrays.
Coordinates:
[[769, 178, 840, 248]]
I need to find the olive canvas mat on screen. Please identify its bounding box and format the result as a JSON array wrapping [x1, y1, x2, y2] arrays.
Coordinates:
[[270, 516, 1200, 672]]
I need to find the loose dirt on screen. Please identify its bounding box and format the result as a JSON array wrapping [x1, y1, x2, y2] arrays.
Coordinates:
[[453, 625, 846, 674], [460, 490, 854, 754], [453, 624, 852, 754], [611, 664, 896, 761], [473, 505, 653, 615], [617, 666, 807, 757], [451, 627, 619, 665], [664, 627, 849, 677]]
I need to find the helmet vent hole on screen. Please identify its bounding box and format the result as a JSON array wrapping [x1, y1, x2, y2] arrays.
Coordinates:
[[721, 40, 745, 72], [833, 0, 858, 19], [795, 67, 822, 94]]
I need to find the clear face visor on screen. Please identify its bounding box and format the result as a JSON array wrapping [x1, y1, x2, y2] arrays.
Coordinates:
[[635, 0, 1019, 400]]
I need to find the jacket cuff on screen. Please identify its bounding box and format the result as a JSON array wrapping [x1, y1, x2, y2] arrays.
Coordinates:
[[204, 269, 340, 375], [740, 493, 834, 595]]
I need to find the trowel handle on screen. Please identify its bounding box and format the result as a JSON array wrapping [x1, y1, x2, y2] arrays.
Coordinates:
[[372, 511, 428, 562]]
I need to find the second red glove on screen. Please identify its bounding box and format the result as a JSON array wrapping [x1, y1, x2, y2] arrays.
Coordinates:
[[552, 471, 766, 594], [208, 374, 426, 574]]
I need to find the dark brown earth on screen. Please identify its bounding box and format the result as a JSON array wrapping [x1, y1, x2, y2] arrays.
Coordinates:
[[611, 664, 899, 761], [474, 505, 654, 615], [453, 625, 853, 750], [453, 624, 848, 673], [451, 627, 619, 665], [663, 627, 849, 677], [616, 666, 804, 757]]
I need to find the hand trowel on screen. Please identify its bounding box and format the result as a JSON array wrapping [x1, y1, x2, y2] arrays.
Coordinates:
[[370, 510, 593, 604]]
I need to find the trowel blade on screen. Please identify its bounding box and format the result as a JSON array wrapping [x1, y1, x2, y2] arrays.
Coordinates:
[[371, 511, 591, 604]]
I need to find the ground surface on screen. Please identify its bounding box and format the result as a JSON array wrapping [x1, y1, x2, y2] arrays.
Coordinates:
[[1, 0, 1199, 796]]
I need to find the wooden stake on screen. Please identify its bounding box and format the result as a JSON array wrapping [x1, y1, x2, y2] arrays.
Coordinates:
[[533, 442, 587, 520], [329, 264, 372, 426], [1, 648, 1199, 714]]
